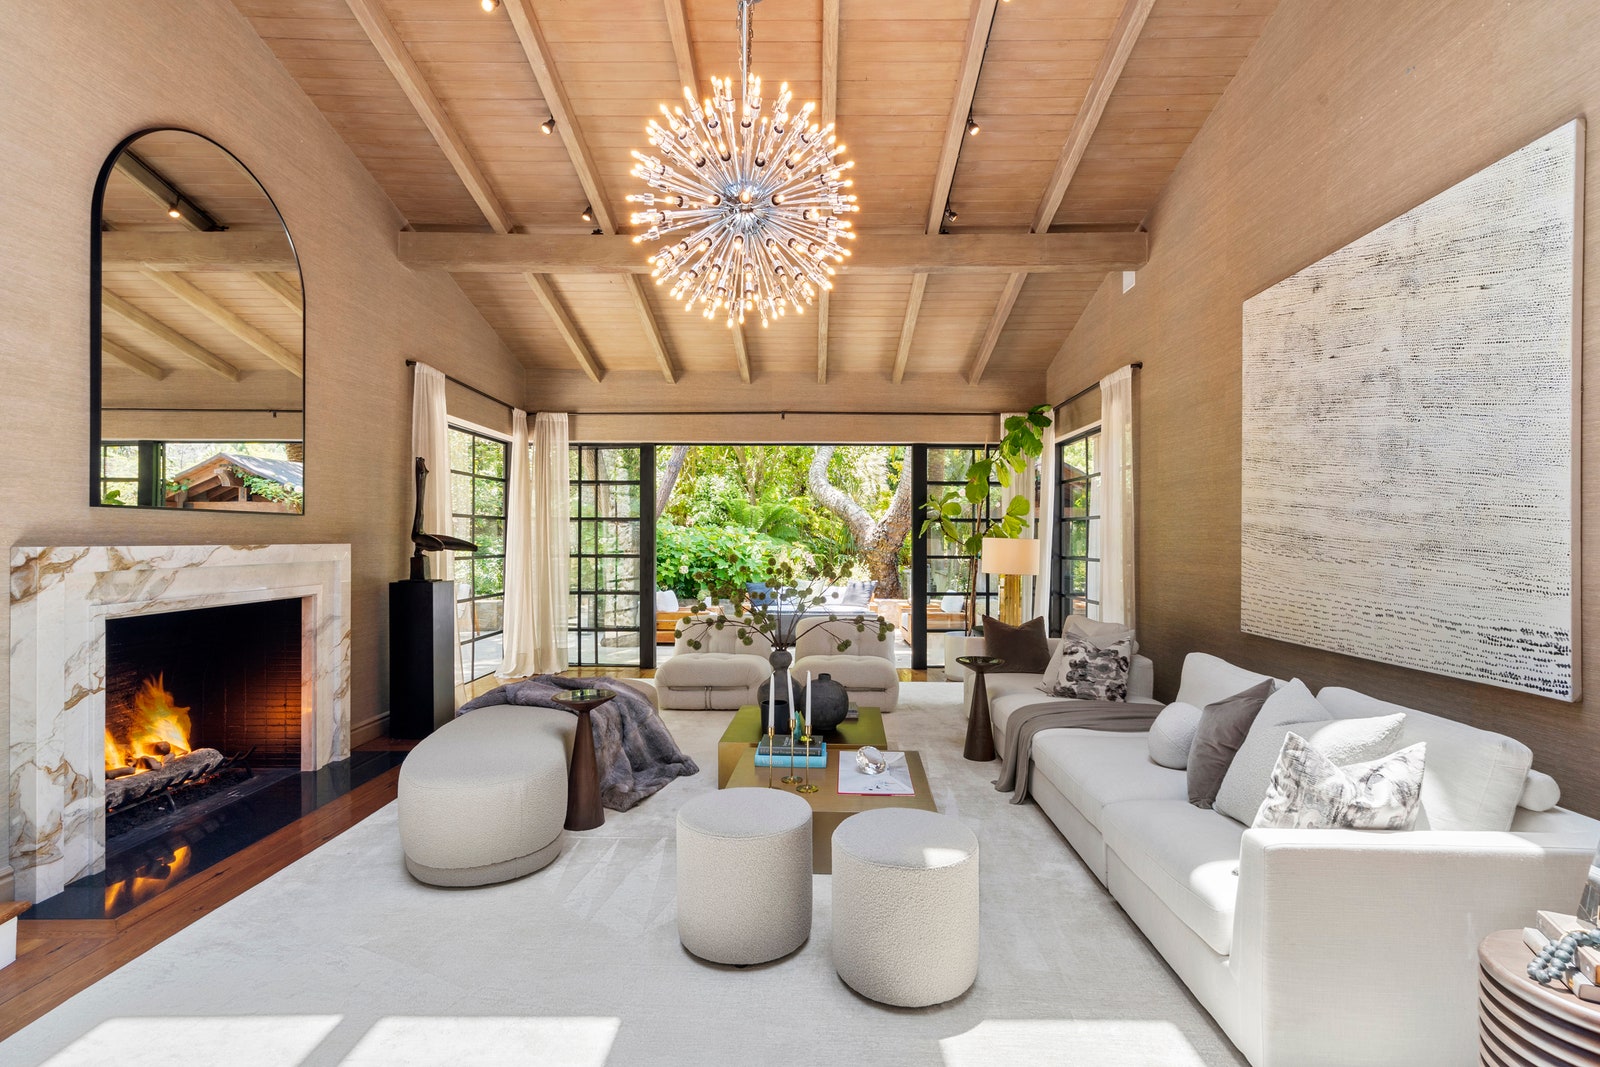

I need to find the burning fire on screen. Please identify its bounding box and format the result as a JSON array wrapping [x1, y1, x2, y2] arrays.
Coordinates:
[[105, 674, 193, 770]]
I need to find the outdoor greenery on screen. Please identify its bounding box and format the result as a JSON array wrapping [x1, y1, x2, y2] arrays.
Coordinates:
[[656, 445, 909, 598], [920, 405, 1052, 630]]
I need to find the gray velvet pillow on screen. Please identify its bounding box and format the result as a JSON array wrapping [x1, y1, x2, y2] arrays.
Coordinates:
[[982, 614, 1051, 674], [1186, 678, 1276, 808]]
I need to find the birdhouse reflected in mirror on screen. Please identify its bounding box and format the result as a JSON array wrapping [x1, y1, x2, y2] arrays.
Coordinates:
[[91, 128, 305, 513]]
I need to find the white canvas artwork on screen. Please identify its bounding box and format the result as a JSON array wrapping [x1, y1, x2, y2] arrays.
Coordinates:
[[1241, 120, 1583, 700]]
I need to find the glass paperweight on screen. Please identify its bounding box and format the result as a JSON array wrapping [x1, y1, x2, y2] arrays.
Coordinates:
[[856, 746, 888, 775]]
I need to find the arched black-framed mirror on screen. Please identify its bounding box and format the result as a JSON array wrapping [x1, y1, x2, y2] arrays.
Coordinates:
[[90, 128, 305, 513]]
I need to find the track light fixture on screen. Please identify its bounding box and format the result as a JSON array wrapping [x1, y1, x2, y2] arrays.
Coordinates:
[[581, 204, 594, 222], [944, 206, 958, 223], [167, 200, 182, 219], [966, 115, 980, 137], [480, 0, 499, 11], [540, 116, 555, 135]]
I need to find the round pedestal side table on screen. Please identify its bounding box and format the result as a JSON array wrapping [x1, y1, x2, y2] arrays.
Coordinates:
[[955, 655, 1004, 762], [1479, 928, 1600, 1065], [550, 687, 611, 831]]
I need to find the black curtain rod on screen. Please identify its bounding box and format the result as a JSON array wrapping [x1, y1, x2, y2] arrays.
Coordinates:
[[405, 360, 517, 412], [1054, 361, 1143, 414]]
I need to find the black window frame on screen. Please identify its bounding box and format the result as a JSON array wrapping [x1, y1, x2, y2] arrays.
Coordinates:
[[567, 444, 655, 669], [449, 425, 509, 683], [1051, 427, 1101, 632]]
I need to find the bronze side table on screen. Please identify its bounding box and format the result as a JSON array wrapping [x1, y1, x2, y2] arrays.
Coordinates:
[[551, 687, 610, 831], [956, 655, 1004, 762]]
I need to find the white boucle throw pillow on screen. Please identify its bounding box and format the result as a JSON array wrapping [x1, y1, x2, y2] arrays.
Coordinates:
[[1214, 679, 1404, 825], [1253, 732, 1427, 830], [1146, 701, 1203, 769]]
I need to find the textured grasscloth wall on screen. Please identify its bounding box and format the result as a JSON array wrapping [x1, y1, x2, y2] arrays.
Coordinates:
[[1047, 0, 1600, 814], [0, 0, 525, 892]]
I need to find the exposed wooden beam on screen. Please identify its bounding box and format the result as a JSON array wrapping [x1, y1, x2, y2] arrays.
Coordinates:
[[100, 338, 168, 381], [112, 154, 217, 231], [344, 0, 513, 235], [525, 273, 604, 383], [966, 272, 1026, 385], [624, 276, 677, 384], [731, 323, 752, 384], [1031, 0, 1157, 233], [139, 270, 303, 377], [927, 0, 999, 235], [253, 272, 304, 314], [400, 231, 1147, 275], [102, 230, 297, 273], [890, 274, 929, 385], [101, 292, 240, 382], [503, 0, 615, 233], [816, 0, 839, 384], [816, 296, 830, 386], [662, 0, 700, 100]]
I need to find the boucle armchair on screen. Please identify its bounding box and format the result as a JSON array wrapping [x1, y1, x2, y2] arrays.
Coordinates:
[[792, 613, 899, 712], [654, 614, 772, 710]]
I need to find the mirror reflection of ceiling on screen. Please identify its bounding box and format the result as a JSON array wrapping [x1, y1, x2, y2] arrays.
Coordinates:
[[98, 130, 303, 438]]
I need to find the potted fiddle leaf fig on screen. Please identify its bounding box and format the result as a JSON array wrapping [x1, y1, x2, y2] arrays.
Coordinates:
[[920, 404, 1051, 634]]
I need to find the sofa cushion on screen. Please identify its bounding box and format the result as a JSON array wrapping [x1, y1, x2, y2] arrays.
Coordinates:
[[1147, 701, 1202, 769], [673, 615, 773, 656], [794, 656, 894, 697], [1209, 681, 1331, 821], [794, 614, 891, 661], [1174, 652, 1280, 709], [1187, 679, 1275, 808], [1030, 732, 1188, 832], [1520, 770, 1561, 812], [1099, 799, 1245, 956], [838, 579, 876, 606], [1064, 615, 1139, 654], [1315, 686, 1533, 831], [656, 652, 771, 691], [983, 614, 1051, 673], [1217, 703, 1407, 826]]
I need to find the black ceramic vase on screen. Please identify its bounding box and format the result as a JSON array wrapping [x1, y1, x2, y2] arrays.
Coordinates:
[[805, 673, 851, 734], [757, 648, 795, 734]]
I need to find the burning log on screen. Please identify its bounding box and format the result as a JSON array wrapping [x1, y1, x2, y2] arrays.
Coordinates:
[[105, 748, 225, 810], [106, 766, 136, 780]]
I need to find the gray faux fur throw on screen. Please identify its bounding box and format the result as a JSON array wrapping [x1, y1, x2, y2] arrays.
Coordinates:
[[460, 676, 698, 811]]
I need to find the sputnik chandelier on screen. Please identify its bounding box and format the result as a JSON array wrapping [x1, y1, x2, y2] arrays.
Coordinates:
[[629, 0, 859, 329]]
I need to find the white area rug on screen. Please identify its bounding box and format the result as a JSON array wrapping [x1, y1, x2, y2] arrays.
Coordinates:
[[4, 683, 1245, 1067]]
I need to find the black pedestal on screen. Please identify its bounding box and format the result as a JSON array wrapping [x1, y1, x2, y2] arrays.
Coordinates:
[[389, 580, 455, 739]]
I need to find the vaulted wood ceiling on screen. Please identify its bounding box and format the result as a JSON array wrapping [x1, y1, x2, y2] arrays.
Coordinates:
[[232, 0, 1276, 392]]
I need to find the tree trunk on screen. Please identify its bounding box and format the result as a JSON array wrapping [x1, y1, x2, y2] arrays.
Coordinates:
[[655, 445, 689, 517], [806, 447, 913, 599]]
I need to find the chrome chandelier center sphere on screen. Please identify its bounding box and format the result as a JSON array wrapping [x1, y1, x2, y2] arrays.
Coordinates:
[[630, 74, 858, 329]]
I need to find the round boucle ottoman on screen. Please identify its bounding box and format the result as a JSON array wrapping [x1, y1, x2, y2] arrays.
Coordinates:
[[676, 788, 813, 964], [831, 808, 980, 1006], [398, 704, 572, 887]]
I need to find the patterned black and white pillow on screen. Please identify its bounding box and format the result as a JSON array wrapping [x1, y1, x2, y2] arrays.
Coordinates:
[[1252, 732, 1427, 830], [1045, 636, 1132, 702]]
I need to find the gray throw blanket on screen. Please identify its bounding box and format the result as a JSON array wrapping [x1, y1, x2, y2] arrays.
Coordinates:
[[995, 699, 1161, 804], [460, 676, 698, 811]]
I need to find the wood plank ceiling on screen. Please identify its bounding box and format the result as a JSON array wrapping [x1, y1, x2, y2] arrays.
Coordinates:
[[234, 0, 1277, 393]]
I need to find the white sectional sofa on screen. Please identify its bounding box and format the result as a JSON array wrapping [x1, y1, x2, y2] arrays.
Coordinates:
[[964, 643, 1600, 1067]]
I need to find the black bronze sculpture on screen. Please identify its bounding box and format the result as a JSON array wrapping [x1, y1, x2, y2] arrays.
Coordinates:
[[409, 457, 477, 580]]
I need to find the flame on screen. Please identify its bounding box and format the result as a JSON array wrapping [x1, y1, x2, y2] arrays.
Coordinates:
[[104, 845, 192, 912], [105, 673, 193, 769]]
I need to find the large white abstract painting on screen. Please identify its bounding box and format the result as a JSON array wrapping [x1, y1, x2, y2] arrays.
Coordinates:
[[1241, 120, 1583, 700]]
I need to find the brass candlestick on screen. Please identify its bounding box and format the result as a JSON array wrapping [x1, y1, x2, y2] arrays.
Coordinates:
[[796, 733, 820, 793], [765, 726, 775, 788], [781, 716, 802, 784]]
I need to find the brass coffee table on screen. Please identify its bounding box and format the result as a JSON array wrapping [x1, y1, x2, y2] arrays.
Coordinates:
[[717, 704, 888, 788], [723, 748, 935, 874]]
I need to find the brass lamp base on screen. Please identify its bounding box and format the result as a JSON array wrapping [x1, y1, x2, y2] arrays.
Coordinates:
[[997, 573, 1024, 626]]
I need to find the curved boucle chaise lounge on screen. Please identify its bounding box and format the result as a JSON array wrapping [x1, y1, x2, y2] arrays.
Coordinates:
[[398, 704, 573, 886]]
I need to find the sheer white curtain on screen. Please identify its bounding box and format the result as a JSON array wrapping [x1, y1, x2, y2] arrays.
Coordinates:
[[1097, 365, 1136, 625], [1031, 409, 1058, 623], [410, 362, 464, 691], [497, 409, 537, 678], [531, 412, 571, 674]]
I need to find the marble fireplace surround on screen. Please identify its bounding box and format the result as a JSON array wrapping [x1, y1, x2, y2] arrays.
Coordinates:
[[9, 544, 352, 903]]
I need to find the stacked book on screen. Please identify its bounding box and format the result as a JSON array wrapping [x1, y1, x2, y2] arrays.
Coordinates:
[[754, 737, 827, 769]]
